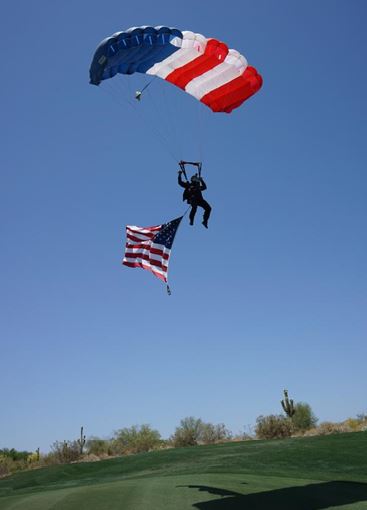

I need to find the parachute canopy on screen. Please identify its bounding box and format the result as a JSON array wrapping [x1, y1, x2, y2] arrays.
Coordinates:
[[89, 26, 263, 113]]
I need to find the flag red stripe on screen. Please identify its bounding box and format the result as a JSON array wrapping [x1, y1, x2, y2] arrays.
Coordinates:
[[123, 257, 168, 273], [123, 252, 168, 271], [125, 244, 169, 260], [149, 247, 168, 258]]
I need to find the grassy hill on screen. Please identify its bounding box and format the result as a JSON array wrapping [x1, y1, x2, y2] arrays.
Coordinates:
[[0, 432, 366, 509]]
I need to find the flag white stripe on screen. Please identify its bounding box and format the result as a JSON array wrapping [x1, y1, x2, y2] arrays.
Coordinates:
[[150, 242, 169, 253], [126, 232, 154, 242]]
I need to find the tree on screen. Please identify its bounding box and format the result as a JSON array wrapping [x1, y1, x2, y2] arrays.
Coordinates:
[[0, 448, 31, 461], [171, 417, 204, 447]]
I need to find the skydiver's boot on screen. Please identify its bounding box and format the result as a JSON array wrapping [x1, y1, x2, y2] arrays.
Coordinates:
[[190, 219, 194, 226], [202, 220, 208, 229]]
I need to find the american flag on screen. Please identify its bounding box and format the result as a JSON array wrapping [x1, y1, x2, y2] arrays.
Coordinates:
[[122, 216, 183, 285]]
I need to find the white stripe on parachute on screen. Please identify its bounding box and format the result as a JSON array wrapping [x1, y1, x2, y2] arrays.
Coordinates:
[[185, 49, 248, 100], [146, 31, 207, 80]]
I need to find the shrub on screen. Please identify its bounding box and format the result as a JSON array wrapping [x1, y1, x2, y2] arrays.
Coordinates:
[[345, 418, 361, 431], [255, 415, 293, 439], [42, 452, 60, 466], [0, 455, 28, 477], [292, 403, 318, 432], [200, 423, 232, 444], [0, 456, 13, 477], [27, 451, 41, 465], [171, 418, 232, 447], [86, 437, 111, 457], [50, 441, 81, 464], [356, 413, 367, 423], [317, 421, 347, 435], [114, 425, 161, 454]]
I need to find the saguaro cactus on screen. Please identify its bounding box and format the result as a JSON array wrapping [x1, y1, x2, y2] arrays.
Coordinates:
[[78, 426, 86, 455], [281, 389, 295, 418]]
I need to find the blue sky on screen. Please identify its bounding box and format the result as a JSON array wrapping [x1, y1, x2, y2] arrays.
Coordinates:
[[1, 0, 366, 452]]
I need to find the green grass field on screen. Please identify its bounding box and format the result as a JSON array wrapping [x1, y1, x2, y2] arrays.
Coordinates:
[[1, 432, 367, 509]]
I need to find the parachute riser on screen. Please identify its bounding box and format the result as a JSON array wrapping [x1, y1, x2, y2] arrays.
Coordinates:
[[179, 161, 188, 181], [179, 161, 202, 180]]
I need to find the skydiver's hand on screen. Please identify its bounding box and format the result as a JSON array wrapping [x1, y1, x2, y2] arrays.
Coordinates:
[[178, 170, 183, 174]]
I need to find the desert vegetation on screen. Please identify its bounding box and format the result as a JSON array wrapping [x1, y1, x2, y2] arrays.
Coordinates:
[[1, 394, 366, 478]]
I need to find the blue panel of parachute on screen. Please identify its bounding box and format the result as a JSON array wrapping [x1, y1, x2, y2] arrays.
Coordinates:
[[89, 26, 183, 85]]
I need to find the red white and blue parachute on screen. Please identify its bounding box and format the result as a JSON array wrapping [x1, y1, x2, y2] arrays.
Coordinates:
[[89, 26, 262, 113]]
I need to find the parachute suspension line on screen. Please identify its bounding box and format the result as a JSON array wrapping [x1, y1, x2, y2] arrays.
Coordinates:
[[197, 103, 205, 166], [124, 71, 134, 99], [100, 82, 184, 167], [99, 82, 205, 171], [144, 84, 178, 157], [101, 76, 202, 170], [101, 81, 136, 112], [144, 82, 182, 164], [104, 78, 142, 111], [107, 76, 179, 164], [101, 82, 175, 163], [117, 76, 179, 164], [157, 82, 182, 160]]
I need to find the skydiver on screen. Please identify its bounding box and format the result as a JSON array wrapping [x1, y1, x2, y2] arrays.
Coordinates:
[[178, 161, 212, 228]]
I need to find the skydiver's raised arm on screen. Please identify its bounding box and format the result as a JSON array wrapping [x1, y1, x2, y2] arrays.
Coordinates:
[[199, 177, 207, 191]]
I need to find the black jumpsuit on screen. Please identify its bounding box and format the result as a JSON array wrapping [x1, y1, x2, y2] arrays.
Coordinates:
[[178, 174, 212, 225]]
